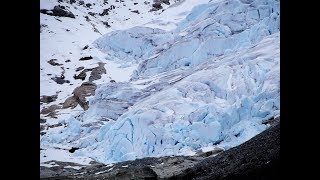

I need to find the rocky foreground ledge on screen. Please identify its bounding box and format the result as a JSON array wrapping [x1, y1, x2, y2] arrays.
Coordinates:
[[40, 117, 280, 180]]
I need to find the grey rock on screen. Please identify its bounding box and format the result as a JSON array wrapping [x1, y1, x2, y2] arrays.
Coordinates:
[[51, 76, 69, 84], [73, 70, 87, 81], [88, 12, 96, 16], [89, 62, 106, 82], [47, 59, 62, 66], [79, 56, 93, 61], [40, 105, 61, 115], [76, 66, 85, 72], [63, 82, 97, 110], [40, 95, 58, 103], [151, 3, 162, 11], [82, 45, 89, 50], [63, 96, 78, 109], [131, 10, 140, 14], [40, 6, 75, 18], [40, 125, 45, 132], [161, 0, 170, 5], [40, 118, 46, 124]]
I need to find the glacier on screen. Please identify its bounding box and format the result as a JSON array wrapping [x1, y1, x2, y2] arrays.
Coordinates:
[[94, 0, 279, 78], [41, 0, 280, 164]]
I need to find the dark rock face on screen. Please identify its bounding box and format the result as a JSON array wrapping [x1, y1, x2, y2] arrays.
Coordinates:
[[73, 70, 87, 80], [85, 15, 90, 21], [40, 161, 86, 179], [79, 56, 93, 61], [47, 59, 62, 66], [40, 132, 46, 136], [40, 95, 58, 103], [69, 147, 80, 153], [88, 12, 96, 16], [113, 166, 158, 180], [51, 76, 70, 84], [73, 63, 106, 81], [48, 123, 63, 129], [40, 118, 46, 124], [40, 125, 45, 132], [40, 6, 75, 18], [103, 21, 111, 28], [151, 3, 163, 11], [76, 66, 85, 72], [151, 0, 170, 11], [82, 45, 89, 50], [99, 5, 115, 16], [161, 0, 170, 5], [131, 10, 140, 14], [100, 9, 110, 16]]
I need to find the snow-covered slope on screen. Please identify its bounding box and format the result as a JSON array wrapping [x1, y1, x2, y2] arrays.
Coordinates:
[[40, 0, 212, 121], [40, 0, 212, 165], [41, 0, 280, 166]]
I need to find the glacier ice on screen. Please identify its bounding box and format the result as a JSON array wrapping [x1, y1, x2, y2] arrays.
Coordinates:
[[41, 0, 280, 164], [94, 0, 280, 79]]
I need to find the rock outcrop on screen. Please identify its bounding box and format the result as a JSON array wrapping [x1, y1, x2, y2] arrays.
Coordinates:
[[40, 6, 75, 18]]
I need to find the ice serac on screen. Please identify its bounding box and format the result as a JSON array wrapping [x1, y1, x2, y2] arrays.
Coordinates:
[[88, 31, 280, 163], [94, 27, 174, 64], [82, 82, 149, 123], [94, 0, 279, 79]]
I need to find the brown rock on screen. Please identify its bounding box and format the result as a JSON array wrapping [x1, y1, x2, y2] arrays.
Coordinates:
[[89, 62, 106, 82], [73, 82, 97, 110], [74, 70, 88, 80], [40, 95, 58, 103], [40, 105, 61, 115], [63, 82, 97, 111], [63, 96, 78, 109]]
